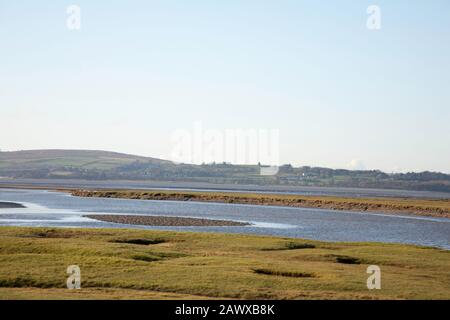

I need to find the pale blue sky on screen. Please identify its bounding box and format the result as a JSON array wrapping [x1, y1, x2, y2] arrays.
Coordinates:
[[1, 1, 450, 172]]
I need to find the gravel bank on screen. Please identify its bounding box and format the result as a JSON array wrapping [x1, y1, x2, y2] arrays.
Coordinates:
[[84, 215, 250, 227]]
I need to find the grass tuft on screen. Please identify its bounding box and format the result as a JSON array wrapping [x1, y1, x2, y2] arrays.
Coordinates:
[[19, 229, 72, 239], [262, 242, 316, 251], [0, 277, 61, 289]]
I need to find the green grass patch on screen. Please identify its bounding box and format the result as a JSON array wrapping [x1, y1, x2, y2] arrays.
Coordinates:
[[0, 226, 449, 300]]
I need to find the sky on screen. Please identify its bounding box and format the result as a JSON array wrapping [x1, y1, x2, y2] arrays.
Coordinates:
[[1, 0, 450, 173]]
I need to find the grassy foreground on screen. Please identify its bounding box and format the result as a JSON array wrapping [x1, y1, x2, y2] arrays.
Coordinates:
[[0, 226, 449, 300], [72, 189, 450, 218]]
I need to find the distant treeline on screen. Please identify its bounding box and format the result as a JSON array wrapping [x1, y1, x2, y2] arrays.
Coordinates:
[[2, 160, 450, 193]]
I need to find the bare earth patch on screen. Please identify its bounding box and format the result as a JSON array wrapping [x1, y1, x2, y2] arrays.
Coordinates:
[[84, 214, 250, 227]]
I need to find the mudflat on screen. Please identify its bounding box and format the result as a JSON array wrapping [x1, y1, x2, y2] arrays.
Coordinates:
[[72, 189, 450, 218], [84, 214, 250, 226], [0, 202, 25, 209]]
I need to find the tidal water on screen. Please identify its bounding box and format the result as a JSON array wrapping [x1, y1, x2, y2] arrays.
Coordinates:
[[0, 188, 449, 249], [1, 178, 450, 199]]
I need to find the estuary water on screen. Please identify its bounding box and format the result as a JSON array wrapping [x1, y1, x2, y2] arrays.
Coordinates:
[[0, 188, 449, 249], [1, 178, 450, 199]]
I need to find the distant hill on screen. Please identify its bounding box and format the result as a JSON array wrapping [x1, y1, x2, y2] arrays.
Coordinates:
[[0, 150, 169, 179], [1, 149, 450, 193], [0, 149, 166, 165]]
